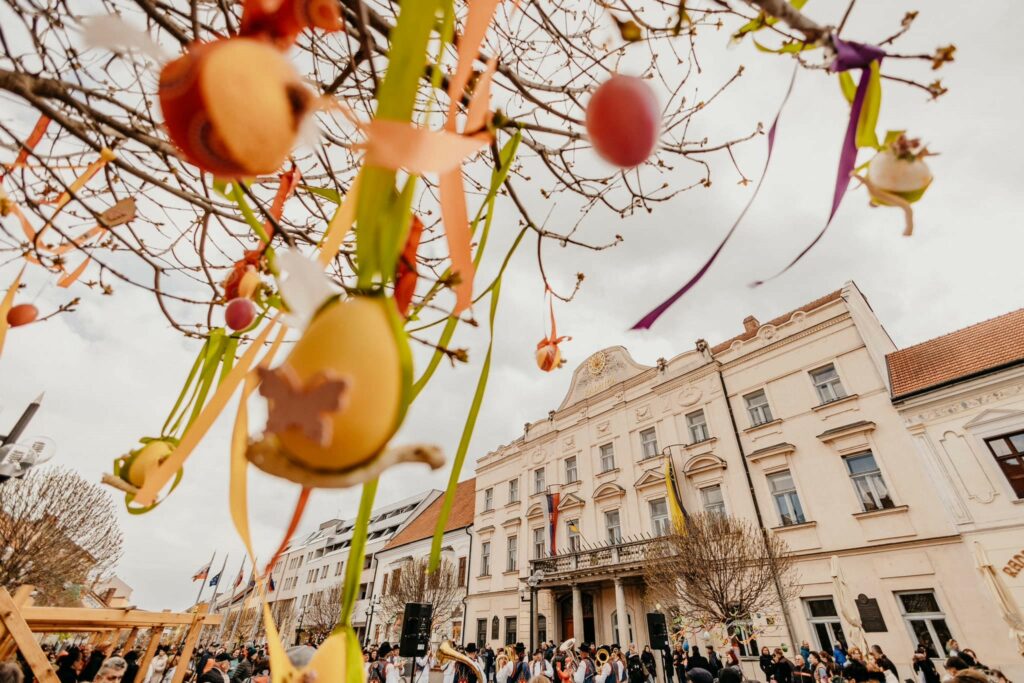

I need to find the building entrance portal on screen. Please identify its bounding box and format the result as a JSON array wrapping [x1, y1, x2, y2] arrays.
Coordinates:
[[558, 592, 595, 643]]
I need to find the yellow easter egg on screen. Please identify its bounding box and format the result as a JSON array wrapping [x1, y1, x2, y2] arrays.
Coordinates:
[[124, 440, 175, 488]]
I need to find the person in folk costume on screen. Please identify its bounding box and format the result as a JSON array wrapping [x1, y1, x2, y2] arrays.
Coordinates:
[[506, 644, 530, 683], [612, 651, 626, 683], [552, 644, 573, 683], [530, 650, 554, 680], [573, 645, 597, 683], [415, 650, 437, 683], [456, 643, 487, 683], [496, 652, 513, 683], [380, 643, 402, 683]]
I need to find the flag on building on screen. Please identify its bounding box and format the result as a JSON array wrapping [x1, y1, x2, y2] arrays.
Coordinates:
[[664, 458, 687, 533], [269, 576, 276, 592], [233, 565, 244, 588], [544, 491, 560, 555], [191, 561, 212, 582], [208, 571, 222, 588]]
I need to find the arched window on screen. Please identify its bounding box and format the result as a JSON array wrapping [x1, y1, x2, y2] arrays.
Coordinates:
[[537, 614, 547, 643], [611, 609, 635, 645], [492, 615, 500, 641]]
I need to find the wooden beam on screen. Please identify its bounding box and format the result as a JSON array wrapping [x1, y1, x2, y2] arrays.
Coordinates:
[[0, 587, 60, 683], [137, 627, 163, 683], [123, 626, 140, 651], [171, 605, 208, 683], [20, 605, 221, 629], [0, 585, 34, 661]]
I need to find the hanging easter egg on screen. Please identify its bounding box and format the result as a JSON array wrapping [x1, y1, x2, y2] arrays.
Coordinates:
[[866, 142, 933, 202], [6, 303, 38, 327], [585, 75, 661, 168], [225, 297, 257, 330], [536, 339, 562, 372], [159, 38, 315, 177], [240, 0, 344, 47], [116, 438, 175, 488], [248, 295, 444, 487]]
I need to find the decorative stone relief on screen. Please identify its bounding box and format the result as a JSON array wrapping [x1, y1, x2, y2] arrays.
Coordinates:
[[904, 383, 1024, 425], [677, 386, 702, 407], [635, 404, 652, 421], [758, 324, 776, 341], [563, 435, 575, 451], [530, 448, 546, 465], [940, 430, 998, 503], [596, 420, 611, 434]]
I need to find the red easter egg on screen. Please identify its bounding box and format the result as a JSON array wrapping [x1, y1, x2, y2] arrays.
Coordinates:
[[159, 38, 313, 177], [6, 303, 38, 327], [225, 298, 257, 331], [585, 75, 661, 168]]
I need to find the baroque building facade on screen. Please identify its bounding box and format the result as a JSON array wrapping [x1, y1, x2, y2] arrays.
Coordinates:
[[464, 283, 1024, 680]]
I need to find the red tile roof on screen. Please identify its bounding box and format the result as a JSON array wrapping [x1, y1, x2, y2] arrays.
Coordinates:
[[711, 290, 844, 354], [382, 478, 476, 550], [887, 309, 1024, 399]]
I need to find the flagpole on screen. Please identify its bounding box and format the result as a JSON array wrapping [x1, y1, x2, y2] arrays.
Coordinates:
[[218, 557, 247, 642], [208, 554, 229, 613], [228, 563, 255, 645], [194, 551, 215, 607]]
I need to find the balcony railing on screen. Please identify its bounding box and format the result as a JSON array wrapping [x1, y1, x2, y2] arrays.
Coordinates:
[[528, 534, 658, 583]]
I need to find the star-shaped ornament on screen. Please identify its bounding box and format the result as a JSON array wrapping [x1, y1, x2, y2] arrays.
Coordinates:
[[258, 365, 349, 447]]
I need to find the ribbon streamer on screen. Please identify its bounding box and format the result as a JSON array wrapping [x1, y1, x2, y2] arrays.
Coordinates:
[[0, 266, 26, 360], [631, 67, 798, 330]]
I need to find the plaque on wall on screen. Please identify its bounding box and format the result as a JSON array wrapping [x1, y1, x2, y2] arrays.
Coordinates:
[[855, 594, 888, 632]]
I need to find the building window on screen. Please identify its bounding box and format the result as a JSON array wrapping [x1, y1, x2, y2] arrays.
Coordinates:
[[767, 470, 805, 526], [640, 428, 659, 459], [701, 485, 726, 517], [566, 520, 581, 552], [533, 527, 546, 559], [320, 566, 328, 579], [391, 568, 401, 592], [537, 614, 547, 644], [484, 488, 494, 511], [810, 364, 847, 404], [564, 456, 578, 484], [335, 562, 343, 576], [599, 443, 616, 472], [985, 431, 1024, 498], [745, 390, 773, 426], [533, 467, 546, 494], [605, 510, 622, 544], [458, 557, 467, 587], [804, 598, 848, 652], [380, 573, 389, 595], [491, 616, 500, 640], [480, 542, 491, 576], [358, 583, 369, 600], [611, 610, 635, 644], [686, 410, 710, 444], [476, 619, 487, 647], [727, 619, 759, 658], [897, 591, 954, 659], [506, 535, 518, 572], [504, 617, 517, 646], [508, 479, 520, 504], [649, 498, 670, 536], [845, 452, 895, 511], [364, 555, 372, 570]]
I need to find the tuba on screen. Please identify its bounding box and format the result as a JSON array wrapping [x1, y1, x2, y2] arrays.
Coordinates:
[[555, 638, 578, 682], [437, 640, 478, 671], [596, 647, 610, 667]]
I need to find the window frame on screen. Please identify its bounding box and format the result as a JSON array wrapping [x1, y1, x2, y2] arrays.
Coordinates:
[[504, 616, 517, 646], [803, 597, 848, 653], [533, 467, 546, 494], [810, 363, 848, 404], [700, 484, 726, 516], [649, 498, 670, 536], [604, 509, 622, 544], [532, 527, 546, 559], [599, 442, 616, 472], [640, 427, 659, 459], [844, 451, 895, 512], [896, 590, 955, 659], [984, 430, 1024, 499], [483, 487, 494, 511], [566, 519, 581, 552], [480, 541, 491, 576], [564, 456, 578, 484], [508, 478, 520, 504], [767, 470, 806, 526], [686, 409, 710, 444], [744, 389, 774, 427], [506, 534, 518, 572]]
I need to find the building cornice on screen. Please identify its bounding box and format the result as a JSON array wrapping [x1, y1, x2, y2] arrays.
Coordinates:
[[716, 313, 851, 369]]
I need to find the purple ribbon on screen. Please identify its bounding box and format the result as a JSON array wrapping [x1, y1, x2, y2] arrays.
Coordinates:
[[632, 37, 886, 330], [630, 66, 798, 331], [751, 37, 886, 286]]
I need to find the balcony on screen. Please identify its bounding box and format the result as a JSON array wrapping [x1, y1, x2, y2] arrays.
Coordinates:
[[529, 536, 657, 585]]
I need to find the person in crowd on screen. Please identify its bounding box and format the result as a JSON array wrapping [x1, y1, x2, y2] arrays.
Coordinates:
[[483, 645, 496, 683], [414, 649, 435, 683], [82, 645, 111, 683], [528, 677, 552, 683], [944, 657, 969, 681], [121, 651, 141, 683], [793, 655, 813, 683], [146, 648, 168, 683], [495, 650, 513, 683], [0, 662, 23, 683], [801, 643, 812, 662], [911, 648, 940, 683], [845, 647, 864, 666], [842, 660, 869, 683], [719, 667, 742, 683], [809, 653, 829, 683], [56, 646, 84, 683], [759, 647, 774, 682], [625, 646, 647, 683], [531, 650, 554, 680], [705, 645, 721, 679], [869, 646, 898, 681], [91, 657, 128, 683], [961, 650, 983, 670], [833, 645, 847, 668], [945, 642, 975, 668], [673, 645, 687, 683], [231, 648, 254, 683], [162, 654, 180, 683], [640, 647, 656, 680], [199, 654, 231, 683], [772, 648, 794, 683], [950, 673, 988, 683], [687, 646, 709, 673], [684, 667, 713, 683], [574, 645, 597, 683]]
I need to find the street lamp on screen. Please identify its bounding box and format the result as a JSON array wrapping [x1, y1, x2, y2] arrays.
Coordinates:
[[519, 570, 544, 653], [363, 594, 382, 647]]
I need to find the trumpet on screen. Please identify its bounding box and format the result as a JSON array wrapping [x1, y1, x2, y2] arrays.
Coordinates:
[[596, 648, 610, 667]]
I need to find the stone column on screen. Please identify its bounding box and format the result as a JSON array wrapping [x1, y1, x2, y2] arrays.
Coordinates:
[[572, 583, 584, 641], [614, 577, 629, 647]]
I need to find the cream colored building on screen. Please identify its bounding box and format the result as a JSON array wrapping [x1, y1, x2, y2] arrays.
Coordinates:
[[889, 308, 1024, 670], [465, 283, 1024, 680]]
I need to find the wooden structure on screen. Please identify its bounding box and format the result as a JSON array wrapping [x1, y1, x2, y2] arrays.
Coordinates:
[[0, 586, 220, 683]]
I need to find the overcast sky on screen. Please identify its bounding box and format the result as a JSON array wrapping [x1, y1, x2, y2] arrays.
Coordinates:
[[2, 0, 1023, 610]]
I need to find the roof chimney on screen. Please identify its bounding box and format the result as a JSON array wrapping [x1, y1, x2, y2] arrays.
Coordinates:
[[742, 315, 760, 333]]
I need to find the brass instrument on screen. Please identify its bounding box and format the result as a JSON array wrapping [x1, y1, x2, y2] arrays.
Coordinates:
[[437, 640, 477, 671], [596, 647, 610, 667], [556, 638, 578, 681]]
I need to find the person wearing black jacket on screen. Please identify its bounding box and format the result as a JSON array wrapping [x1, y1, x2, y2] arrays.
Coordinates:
[[482, 646, 495, 683], [641, 647, 657, 678], [687, 647, 709, 672], [199, 654, 231, 683], [759, 648, 773, 682], [82, 646, 111, 683], [705, 646, 721, 679], [772, 649, 794, 683], [869, 646, 898, 680], [672, 646, 686, 683], [56, 648, 83, 683], [912, 649, 940, 683], [121, 651, 142, 683]]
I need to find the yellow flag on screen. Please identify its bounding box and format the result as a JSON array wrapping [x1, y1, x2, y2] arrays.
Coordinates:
[[664, 458, 687, 534]]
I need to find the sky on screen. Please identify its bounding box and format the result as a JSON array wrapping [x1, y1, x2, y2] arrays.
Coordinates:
[[2, 0, 1023, 610]]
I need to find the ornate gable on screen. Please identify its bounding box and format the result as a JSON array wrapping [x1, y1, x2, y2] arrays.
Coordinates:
[[558, 347, 653, 410], [634, 469, 666, 490], [558, 493, 586, 511], [593, 482, 627, 501]]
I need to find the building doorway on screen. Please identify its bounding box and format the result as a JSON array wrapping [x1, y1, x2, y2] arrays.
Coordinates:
[[558, 592, 595, 643]]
